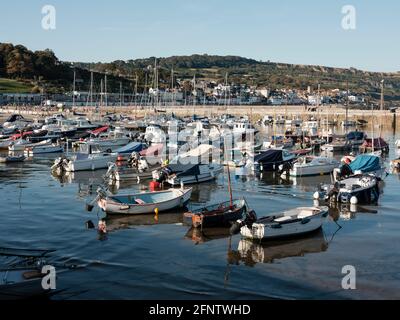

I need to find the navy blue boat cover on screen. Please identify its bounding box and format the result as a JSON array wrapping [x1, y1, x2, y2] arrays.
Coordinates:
[[254, 149, 283, 164]]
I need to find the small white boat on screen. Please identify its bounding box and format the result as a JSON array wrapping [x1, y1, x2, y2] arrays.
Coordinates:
[[154, 163, 223, 186], [24, 143, 64, 155], [97, 187, 192, 215], [52, 152, 118, 172], [395, 140, 400, 149], [286, 156, 340, 177], [232, 207, 328, 241], [9, 139, 51, 152]]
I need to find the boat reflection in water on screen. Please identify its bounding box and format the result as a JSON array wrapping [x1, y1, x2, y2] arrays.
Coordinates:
[[328, 202, 378, 221], [185, 227, 231, 245], [105, 212, 184, 233], [51, 170, 120, 198], [229, 230, 328, 266], [189, 183, 219, 204]]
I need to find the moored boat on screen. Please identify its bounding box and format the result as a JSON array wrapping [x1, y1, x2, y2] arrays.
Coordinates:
[[286, 156, 339, 177], [184, 199, 247, 228], [97, 187, 192, 215], [316, 174, 380, 205], [154, 163, 223, 186], [231, 207, 328, 241], [24, 143, 64, 155]]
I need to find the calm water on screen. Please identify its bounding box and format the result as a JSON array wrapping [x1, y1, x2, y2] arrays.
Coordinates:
[[1, 127, 400, 300]]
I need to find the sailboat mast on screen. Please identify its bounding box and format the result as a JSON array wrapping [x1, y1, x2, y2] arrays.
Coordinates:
[[104, 74, 108, 108], [72, 68, 76, 108]]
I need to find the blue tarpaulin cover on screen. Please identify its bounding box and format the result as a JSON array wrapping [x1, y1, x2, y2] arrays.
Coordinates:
[[115, 142, 145, 154], [349, 155, 381, 173]]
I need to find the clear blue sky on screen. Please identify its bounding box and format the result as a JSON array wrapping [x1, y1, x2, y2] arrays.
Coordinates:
[[1, 0, 399, 72]]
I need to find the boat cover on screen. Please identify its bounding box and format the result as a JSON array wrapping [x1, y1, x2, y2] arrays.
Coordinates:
[[254, 149, 283, 164], [5, 114, 26, 123], [165, 163, 201, 176], [361, 138, 388, 148], [347, 131, 365, 140], [115, 142, 145, 154], [349, 155, 381, 173]]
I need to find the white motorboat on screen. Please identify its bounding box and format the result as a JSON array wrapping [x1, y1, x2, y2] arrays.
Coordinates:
[[52, 150, 118, 172], [96, 187, 193, 215], [286, 156, 340, 177], [232, 207, 328, 241], [316, 174, 380, 205], [24, 143, 64, 155]]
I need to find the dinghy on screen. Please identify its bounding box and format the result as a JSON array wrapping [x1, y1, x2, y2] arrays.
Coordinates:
[[231, 207, 328, 241], [184, 199, 247, 228], [97, 187, 192, 215]]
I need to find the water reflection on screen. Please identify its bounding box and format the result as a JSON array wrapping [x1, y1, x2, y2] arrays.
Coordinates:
[[229, 230, 328, 266], [105, 212, 184, 232], [185, 227, 231, 245]]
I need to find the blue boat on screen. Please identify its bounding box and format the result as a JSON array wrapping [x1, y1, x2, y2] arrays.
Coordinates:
[[115, 142, 147, 154]]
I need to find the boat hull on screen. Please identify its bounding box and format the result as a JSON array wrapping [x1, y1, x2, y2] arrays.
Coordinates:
[[241, 209, 327, 241], [67, 154, 118, 172], [98, 188, 192, 215]]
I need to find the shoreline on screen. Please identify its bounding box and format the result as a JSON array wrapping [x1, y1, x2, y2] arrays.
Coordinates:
[[1, 104, 398, 128]]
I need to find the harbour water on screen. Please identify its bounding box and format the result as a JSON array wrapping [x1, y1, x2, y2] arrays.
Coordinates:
[[0, 126, 399, 300]]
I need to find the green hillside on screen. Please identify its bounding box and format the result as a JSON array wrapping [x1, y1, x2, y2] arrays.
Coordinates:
[[0, 78, 33, 93]]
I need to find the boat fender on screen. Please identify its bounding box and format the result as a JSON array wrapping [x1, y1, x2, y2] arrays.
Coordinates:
[[350, 196, 358, 205], [313, 191, 320, 200]]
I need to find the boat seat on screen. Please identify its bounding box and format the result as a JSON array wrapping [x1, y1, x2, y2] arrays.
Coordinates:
[[274, 216, 293, 222], [298, 210, 314, 219]]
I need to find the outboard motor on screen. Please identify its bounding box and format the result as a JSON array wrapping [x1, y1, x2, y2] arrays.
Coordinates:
[[230, 210, 258, 235], [340, 163, 353, 179], [128, 152, 140, 168]]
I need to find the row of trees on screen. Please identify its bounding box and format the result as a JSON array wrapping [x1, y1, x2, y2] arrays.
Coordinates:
[[0, 43, 66, 80]]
